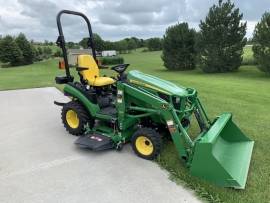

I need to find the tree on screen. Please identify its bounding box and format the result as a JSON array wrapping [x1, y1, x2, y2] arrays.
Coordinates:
[[115, 40, 128, 53], [199, 0, 247, 73], [15, 33, 35, 65], [252, 12, 270, 74], [43, 47, 52, 59], [127, 38, 137, 52], [79, 33, 105, 51], [146, 38, 162, 51], [31, 45, 38, 62], [104, 41, 115, 50], [66, 42, 78, 49], [79, 38, 88, 49], [54, 49, 63, 57], [246, 37, 254, 45], [31, 46, 43, 61], [37, 47, 43, 56], [93, 33, 105, 51], [131, 37, 144, 48], [0, 35, 23, 66], [162, 23, 196, 70]]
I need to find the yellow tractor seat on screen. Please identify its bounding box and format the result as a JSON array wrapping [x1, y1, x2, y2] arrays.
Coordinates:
[[77, 55, 115, 87], [89, 77, 115, 86]]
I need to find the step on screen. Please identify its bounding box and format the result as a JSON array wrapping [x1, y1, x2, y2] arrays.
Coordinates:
[[75, 133, 115, 151]]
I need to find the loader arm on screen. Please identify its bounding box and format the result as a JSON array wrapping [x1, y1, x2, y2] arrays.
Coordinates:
[[121, 83, 194, 160]]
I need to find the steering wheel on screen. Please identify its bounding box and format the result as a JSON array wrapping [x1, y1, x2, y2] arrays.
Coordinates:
[[111, 64, 130, 81], [111, 64, 130, 74]]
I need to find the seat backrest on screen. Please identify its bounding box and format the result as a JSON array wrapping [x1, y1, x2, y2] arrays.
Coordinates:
[[77, 55, 99, 82]]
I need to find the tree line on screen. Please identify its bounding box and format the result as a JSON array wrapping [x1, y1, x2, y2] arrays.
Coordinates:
[[0, 33, 162, 67], [78, 35, 162, 53], [0, 33, 53, 66]]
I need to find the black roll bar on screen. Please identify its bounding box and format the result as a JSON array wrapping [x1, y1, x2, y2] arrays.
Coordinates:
[[56, 10, 97, 79]]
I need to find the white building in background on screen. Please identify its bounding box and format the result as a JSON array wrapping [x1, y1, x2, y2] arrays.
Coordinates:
[[68, 49, 93, 66], [102, 50, 117, 57]]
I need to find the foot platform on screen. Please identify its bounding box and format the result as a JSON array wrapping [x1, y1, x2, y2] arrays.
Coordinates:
[[75, 133, 115, 151]]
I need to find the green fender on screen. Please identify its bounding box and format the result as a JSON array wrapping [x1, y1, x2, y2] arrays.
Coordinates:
[[63, 84, 100, 117]]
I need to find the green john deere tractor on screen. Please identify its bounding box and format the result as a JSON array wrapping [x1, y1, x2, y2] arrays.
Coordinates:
[[54, 10, 254, 189]]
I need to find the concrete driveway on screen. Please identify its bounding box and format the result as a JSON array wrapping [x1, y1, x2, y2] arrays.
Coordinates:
[[0, 87, 201, 203]]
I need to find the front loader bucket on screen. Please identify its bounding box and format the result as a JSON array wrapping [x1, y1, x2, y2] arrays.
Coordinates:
[[190, 113, 254, 189]]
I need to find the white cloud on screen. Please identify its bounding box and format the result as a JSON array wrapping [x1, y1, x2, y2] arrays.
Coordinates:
[[0, 0, 268, 41]]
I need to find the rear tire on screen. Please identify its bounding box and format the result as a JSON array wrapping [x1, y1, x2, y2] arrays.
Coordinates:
[[61, 101, 94, 136], [131, 128, 162, 160]]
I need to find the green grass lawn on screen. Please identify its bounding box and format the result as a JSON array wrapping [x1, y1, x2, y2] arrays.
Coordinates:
[[0, 59, 61, 90], [0, 50, 269, 203]]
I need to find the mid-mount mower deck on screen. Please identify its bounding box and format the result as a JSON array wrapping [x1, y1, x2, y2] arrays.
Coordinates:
[[54, 10, 254, 189]]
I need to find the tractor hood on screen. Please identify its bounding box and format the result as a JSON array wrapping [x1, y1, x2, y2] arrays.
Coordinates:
[[127, 70, 189, 96]]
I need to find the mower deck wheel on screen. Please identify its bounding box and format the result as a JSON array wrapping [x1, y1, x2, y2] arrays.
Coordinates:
[[61, 101, 94, 136], [131, 128, 162, 160]]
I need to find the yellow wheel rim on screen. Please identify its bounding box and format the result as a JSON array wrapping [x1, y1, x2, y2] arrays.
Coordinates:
[[135, 136, 154, 156], [66, 110, 79, 129]]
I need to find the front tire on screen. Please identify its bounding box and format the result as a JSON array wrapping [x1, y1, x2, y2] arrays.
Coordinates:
[[61, 101, 94, 136], [131, 128, 162, 160]]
